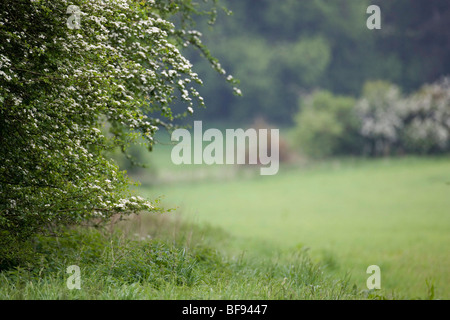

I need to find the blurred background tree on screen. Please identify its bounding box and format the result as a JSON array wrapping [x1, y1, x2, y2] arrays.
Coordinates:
[[401, 78, 450, 154], [293, 91, 359, 158], [355, 81, 406, 157], [181, 0, 450, 128]]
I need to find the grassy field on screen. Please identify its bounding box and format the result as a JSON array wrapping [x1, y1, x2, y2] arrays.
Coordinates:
[[1, 137, 447, 299], [0, 210, 364, 300], [138, 145, 450, 299]]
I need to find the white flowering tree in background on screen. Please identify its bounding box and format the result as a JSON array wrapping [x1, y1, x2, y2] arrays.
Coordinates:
[[293, 77, 450, 158], [355, 81, 406, 156], [355, 79, 450, 157], [402, 78, 450, 154], [0, 0, 236, 267]]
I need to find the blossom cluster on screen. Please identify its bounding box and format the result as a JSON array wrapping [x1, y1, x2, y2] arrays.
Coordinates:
[[0, 0, 227, 234]]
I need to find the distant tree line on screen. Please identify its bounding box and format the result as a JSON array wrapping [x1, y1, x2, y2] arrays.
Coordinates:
[[292, 78, 450, 158], [184, 0, 450, 125]]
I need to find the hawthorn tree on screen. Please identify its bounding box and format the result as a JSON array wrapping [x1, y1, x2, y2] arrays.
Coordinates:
[[402, 78, 450, 154], [355, 81, 406, 156], [0, 0, 236, 267]]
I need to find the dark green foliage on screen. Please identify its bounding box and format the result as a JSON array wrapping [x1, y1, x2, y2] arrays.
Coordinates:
[[0, 224, 367, 299], [13, 226, 222, 289], [293, 90, 360, 158], [184, 0, 450, 125]]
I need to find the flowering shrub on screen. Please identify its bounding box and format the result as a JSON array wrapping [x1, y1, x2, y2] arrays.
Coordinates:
[[402, 78, 450, 154], [292, 79, 449, 158], [355, 79, 450, 156], [293, 90, 359, 158], [0, 0, 235, 267], [355, 81, 406, 156]]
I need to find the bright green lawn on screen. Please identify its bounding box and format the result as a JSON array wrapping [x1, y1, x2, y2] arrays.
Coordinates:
[[139, 153, 450, 299]]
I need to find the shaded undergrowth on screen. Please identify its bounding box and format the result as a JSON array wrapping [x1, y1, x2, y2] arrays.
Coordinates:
[[0, 213, 393, 300]]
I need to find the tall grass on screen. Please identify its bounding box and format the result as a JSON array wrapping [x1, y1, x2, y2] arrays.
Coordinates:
[[0, 213, 377, 300], [140, 155, 450, 299]]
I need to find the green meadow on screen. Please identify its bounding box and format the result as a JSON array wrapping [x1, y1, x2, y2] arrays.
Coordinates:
[[138, 146, 450, 299], [1, 146, 447, 299]]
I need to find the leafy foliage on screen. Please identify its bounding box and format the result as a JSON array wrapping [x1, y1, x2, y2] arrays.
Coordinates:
[[402, 78, 450, 154], [182, 0, 450, 125], [293, 90, 358, 158], [0, 0, 233, 267], [293, 78, 450, 158], [355, 81, 406, 156]]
